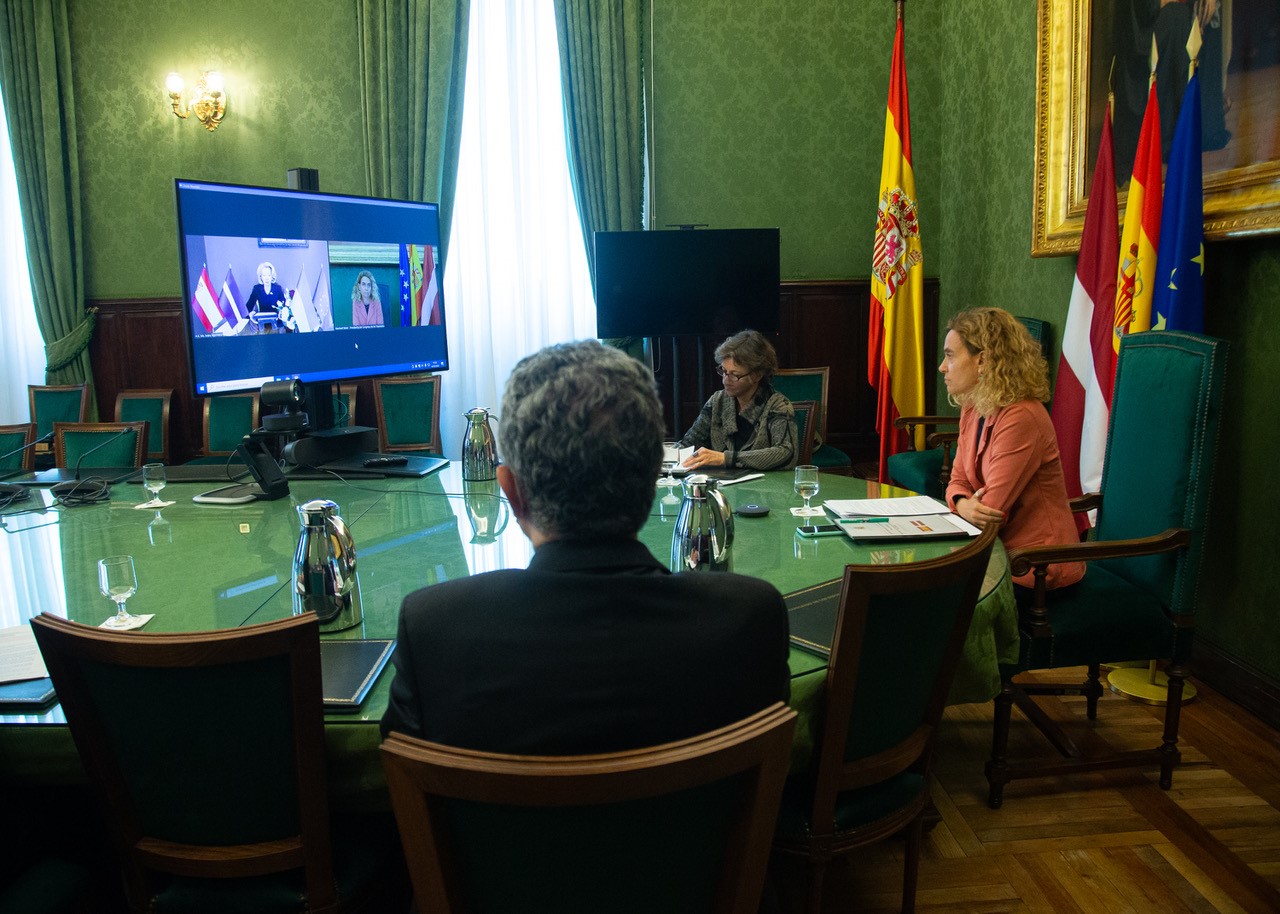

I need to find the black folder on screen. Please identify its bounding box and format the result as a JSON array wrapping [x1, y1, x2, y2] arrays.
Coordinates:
[[320, 639, 396, 710], [786, 579, 842, 660]]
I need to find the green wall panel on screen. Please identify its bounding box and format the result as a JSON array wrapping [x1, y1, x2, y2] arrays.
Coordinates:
[[651, 0, 942, 281], [69, 0, 368, 299]]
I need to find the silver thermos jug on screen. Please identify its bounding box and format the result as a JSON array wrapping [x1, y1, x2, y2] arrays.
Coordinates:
[[462, 408, 499, 481], [293, 499, 363, 632], [671, 474, 734, 572]]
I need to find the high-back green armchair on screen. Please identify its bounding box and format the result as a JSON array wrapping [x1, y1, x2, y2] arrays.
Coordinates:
[[986, 330, 1228, 808]]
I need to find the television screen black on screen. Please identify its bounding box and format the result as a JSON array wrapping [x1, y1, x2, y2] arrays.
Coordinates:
[[174, 179, 449, 399], [593, 228, 780, 338]]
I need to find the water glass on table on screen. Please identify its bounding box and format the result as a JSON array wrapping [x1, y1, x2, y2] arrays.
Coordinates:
[[794, 464, 822, 517]]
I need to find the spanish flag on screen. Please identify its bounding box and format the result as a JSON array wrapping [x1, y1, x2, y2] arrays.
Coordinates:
[[868, 12, 925, 483], [1114, 69, 1162, 347]]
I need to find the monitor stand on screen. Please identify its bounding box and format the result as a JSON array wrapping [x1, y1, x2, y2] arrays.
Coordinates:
[[283, 426, 379, 467]]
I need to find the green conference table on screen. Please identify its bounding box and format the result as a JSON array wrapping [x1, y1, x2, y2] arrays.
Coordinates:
[[0, 463, 1017, 802]]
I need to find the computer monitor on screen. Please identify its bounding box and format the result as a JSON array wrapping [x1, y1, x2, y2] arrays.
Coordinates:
[[174, 179, 449, 410], [593, 228, 780, 338]]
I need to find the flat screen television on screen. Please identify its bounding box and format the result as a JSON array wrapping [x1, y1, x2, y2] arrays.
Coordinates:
[[174, 179, 449, 408], [593, 228, 780, 338]]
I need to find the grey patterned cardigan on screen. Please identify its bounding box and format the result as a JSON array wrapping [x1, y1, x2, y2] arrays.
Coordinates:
[[677, 383, 797, 471]]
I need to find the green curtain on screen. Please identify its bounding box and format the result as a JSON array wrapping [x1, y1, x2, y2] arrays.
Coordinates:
[[553, 0, 646, 286], [0, 0, 95, 399], [357, 0, 470, 266]]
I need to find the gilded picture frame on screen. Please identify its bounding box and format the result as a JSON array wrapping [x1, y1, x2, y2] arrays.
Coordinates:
[[1032, 0, 1280, 257]]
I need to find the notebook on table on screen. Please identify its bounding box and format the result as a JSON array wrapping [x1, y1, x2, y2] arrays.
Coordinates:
[[320, 639, 396, 710]]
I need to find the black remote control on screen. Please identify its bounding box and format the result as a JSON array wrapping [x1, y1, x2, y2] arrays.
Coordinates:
[[363, 455, 409, 467]]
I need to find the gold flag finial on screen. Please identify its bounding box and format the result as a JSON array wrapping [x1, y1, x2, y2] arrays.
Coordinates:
[[1186, 18, 1202, 80]]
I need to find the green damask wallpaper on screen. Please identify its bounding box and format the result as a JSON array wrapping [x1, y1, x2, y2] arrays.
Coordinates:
[[69, 0, 368, 299], [651, 0, 941, 281]]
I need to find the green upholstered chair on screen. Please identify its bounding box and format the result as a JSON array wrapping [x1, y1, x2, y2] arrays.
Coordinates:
[[51, 421, 148, 468], [28, 384, 89, 462], [985, 331, 1228, 808], [373, 375, 443, 456], [115, 389, 172, 464], [791, 399, 818, 466], [773, 525, 998, 914], [381, 703, 796, 914], [0, 423, 37, 472], [887, 317, 1051, 497], [30, 612, 401, 914], [186, 393, 260, 464], [772, 368, 852, 474]]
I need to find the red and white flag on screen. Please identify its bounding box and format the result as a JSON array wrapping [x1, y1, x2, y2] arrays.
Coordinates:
[[191, 265, 229, 335], [1051, 109, 1119, 507]]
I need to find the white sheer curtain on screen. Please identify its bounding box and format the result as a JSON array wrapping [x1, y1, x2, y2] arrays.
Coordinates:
[[0, 83, 47, 424], [438, 0, 596, 460]]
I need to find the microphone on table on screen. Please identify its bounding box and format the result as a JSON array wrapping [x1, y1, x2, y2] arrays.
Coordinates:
[[51, 427, 135, 505], [0, 431, 55, 504]]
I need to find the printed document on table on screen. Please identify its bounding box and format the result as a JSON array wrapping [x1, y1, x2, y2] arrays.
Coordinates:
[[0, 624, 48, 684], [837, 513, 979, 541], [823, 495, 952, 518]]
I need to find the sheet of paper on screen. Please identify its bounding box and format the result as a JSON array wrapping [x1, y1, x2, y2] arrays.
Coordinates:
[[823, 495, 951, 518], [0, 623, 48, 683]]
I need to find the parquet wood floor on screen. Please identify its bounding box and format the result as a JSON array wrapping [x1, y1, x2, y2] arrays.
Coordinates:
[[773, 667, 1280, 913]]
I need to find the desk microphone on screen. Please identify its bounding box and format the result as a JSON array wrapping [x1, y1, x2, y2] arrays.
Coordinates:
[[51, 427, 135, 505], [0, 431, 55, 503]]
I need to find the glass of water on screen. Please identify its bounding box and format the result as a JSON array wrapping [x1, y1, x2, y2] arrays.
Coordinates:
[[98, 555, 139, 629], [140, 463, 166, 508], [794, 464, 821, 517]]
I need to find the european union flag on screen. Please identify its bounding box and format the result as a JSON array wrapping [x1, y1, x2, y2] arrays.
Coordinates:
[[1152, 72, 1203, 333]]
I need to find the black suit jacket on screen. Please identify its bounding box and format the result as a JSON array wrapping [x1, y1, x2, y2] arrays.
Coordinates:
[[380, 537, 790, 754]]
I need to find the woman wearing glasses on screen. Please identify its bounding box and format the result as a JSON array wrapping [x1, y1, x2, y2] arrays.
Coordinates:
[[677, 329, 797, 471]]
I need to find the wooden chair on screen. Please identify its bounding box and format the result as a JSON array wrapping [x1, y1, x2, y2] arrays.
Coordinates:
[[774, 525, 999, 914], [28, 384, 89, 460], [772, 368, 852, 473], [115, 389, 172, 464], [188, 393, 260, 463], [381, 702, 797, 914], [791, 399, 818, 466], [51, 421, 148, 468], [30, 612, 399, 914], [0, 422, 37, 472], [986, 331, 1228, 808], [372, 375, 442, 455]]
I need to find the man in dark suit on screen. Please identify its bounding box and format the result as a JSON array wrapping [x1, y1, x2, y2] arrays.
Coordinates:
[[380, 340, 790, 754]]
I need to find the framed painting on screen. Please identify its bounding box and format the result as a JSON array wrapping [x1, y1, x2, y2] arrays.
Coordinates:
[[1032, 0, 1280, 257]]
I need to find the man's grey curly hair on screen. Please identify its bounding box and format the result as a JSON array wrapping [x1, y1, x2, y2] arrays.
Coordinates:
[[499, 340, 663, 539]]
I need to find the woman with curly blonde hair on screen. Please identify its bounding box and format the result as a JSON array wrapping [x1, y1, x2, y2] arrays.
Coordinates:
[[941, 307, 1083, 590]]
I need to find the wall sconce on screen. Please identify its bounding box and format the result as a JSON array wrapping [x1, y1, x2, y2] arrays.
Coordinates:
[[165, 70, 227, 132]]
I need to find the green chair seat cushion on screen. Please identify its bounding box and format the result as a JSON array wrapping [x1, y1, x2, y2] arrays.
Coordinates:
[[810, 444, 851, 470], [775, 771, 926, 840], [886, 448, 945, 498], [1006, 563, 1180, 673], [0, 857, 93, 914], [152, 815, 393, 914]]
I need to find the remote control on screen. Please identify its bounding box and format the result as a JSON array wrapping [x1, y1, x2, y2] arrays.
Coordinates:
[[363, 455, 409, 467]]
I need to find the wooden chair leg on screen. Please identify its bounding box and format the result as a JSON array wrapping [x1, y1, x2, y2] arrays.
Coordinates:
[[902, 816, 922, 914], [986, 680, 1015, 809], [805, 849, 830, 914], [1084, 661, 1103, 720], [1159, 661, 1187, 789]]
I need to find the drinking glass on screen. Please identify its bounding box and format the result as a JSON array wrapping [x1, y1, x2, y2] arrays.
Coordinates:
[[794, 464, 821, 517], [660, 441, 680, 482], [141, 463, 167, 508], [98, 555, 139, 629]]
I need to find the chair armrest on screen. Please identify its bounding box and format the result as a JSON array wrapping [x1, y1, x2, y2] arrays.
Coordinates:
[[894, 415, 957, 432], [1008, 528, 1191, 636], [1069, 492, 1102, 513], [926, 430, 959, 450]]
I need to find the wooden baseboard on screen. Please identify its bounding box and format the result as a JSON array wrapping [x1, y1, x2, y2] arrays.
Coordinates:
[[1193, 638, 1280, 731]]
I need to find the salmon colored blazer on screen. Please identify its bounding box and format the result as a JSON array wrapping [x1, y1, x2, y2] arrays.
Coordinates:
[[946, 400, 1085, 590]]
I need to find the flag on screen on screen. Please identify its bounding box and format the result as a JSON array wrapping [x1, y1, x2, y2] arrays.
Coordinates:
[[868, 12, 925, 484], [218, 266, 244, 330], [1052, 107, 1119, 510], [289, 266, 315, 333], [191, 265, 228, 335], [312, 269, 333, 331], [1114, 72, 1162, 345], [1152, 70, 1204, 333], [407, 244, 427, 325], [399, 245, 414, 326], [423, 246, 441, 326]]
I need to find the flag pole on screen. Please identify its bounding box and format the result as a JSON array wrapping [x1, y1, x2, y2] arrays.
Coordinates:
[[896, 0, 904, 22]]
